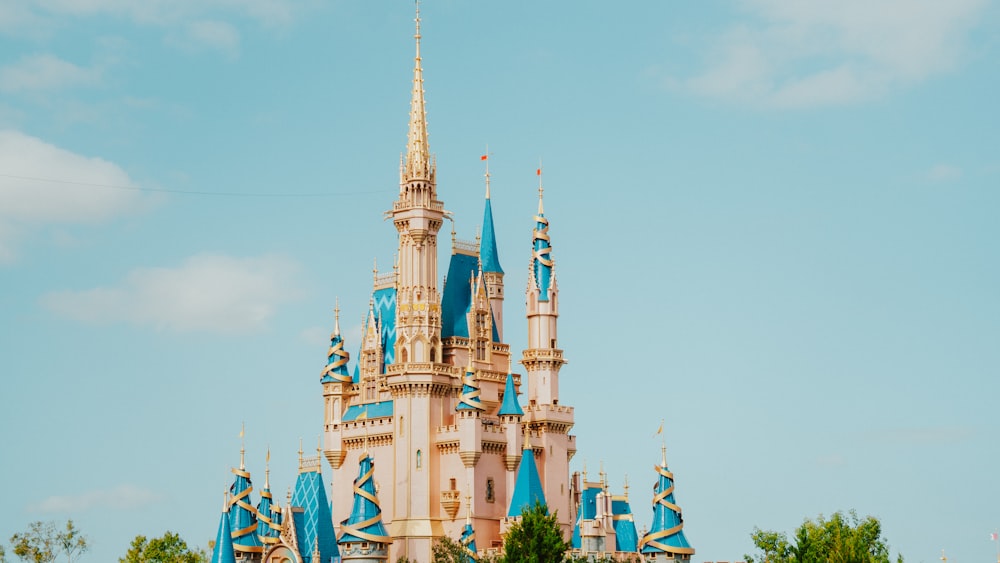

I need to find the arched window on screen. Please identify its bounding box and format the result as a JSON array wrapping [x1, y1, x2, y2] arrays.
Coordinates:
[[416, 449, 423, 470]]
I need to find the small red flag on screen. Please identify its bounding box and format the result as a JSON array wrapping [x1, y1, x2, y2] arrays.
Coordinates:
[[480, 155, 488, 161], [536, 168, 541, 176]]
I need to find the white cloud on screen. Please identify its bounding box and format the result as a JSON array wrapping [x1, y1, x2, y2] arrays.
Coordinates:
[[0, 54, 101, 93], [172, 20, 241, 57], [28, 0, 298, 28], [27, 484, 161, 513], [674, 0, 988, 108], [0, 129, 149, 262], [42, 253, 303, 333], [927, 163, 962, 182]]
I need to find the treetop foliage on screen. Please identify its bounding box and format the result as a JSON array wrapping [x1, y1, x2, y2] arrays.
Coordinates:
[[119, 531, 207, 563], [10, 520, 89, 563], [745, 510, 903, 563]]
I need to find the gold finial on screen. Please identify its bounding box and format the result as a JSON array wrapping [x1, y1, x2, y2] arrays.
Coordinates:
[[265, 446, 271, 489], [523, 427, 532, 451], [333, 298, 341, 337], [940, 549, 947, 563], [286, 486, 292, 507], [582, 460, 588, 480], [239, 422, 246, 470], [465, 490, 473, 525], [317, 435, 322, 457], [536, 160, 544, 214], [599, 461, 607, 489], [624, 473, 630, 501], [372, 258, 378, 283], [222, 490, 230, 513], [298, 438, 304, 467], [507, 353, 512, 374]]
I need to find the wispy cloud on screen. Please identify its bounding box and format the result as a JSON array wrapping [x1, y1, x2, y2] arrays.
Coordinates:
[[0, 54, 101, 93], [11, 0, 300, 29], [27, 484, 161, 513], [166, 19, 241, 58], [42, 253, 303, 333], [926, 163, 963, 182], [670, 0, 988, 108], [0, 129, 151, 263]]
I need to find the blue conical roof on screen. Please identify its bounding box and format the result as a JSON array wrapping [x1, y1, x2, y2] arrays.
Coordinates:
[[228, 465, 263, 555], [339, 452, 391, 544], [321, 310, 352, 384], [498, 371, 523, 416], [291, 460, 338, 562], [460, 521, 478, 562], [481, 196, 503, 274], [639, 453, 694, 556], [508, 442, 546, 516], [456, 366, 484, 411], [256, 467, 281, 545], [531, 199, 553, 301], [211, 502, 236, 563]]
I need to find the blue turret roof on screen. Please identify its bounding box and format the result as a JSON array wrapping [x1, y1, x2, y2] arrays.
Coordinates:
[[570, 482, 602, 549], [481, 195, 503, 274], [508, 440, 546, 516], [211, 500, 236, 563], [228, 462, 263, 555], [256, 464, 281, 546], [498, 371, 523, 416], [291, 459, 338, 562], [442, 253, 500, 341], [339, 452, 391, 545], [456, 365, 484, 411], [531, 196, 553, 301], [460, 520, 478, 562], [639, 451, 694, 556], [321, 309, 351, 384], [612, 496, 639, 553]]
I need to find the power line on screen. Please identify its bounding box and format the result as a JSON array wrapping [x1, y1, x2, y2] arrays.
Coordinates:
[[0, 173, 393, 198]]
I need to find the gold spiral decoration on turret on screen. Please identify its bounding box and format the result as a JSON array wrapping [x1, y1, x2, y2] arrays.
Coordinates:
[[458, 370, 484, 410], [321, 336, 352, 383], [638, 465, 695, 555], [339, 457, 392, 543], [532, 215, 553, 267]]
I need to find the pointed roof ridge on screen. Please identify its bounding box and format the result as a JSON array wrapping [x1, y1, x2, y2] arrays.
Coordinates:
[[339, 452, 391, 545], [508, 440, 546, 516], [498, 369, 523, 416], [403, 1, 432, 182]]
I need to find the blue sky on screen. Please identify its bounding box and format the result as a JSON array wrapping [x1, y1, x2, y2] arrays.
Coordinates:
[[1, 1, 998, 562]]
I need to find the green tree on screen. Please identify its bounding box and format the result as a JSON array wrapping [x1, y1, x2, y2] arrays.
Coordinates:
[[745, 511, 903, 563], [502, 501, 569, 563], [11, 520, 88, 563], [119, 532, 207, 563]]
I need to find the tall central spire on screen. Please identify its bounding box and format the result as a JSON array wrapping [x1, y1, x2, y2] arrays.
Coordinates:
[[404, 2, 433, 183]]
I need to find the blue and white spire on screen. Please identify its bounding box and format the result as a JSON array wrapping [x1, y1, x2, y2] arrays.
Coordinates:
[[639, 445, 694, 559], [256, 449, 282, 546], [530, 168, 554, 301], [321, 302, 352, 384], [228, 431, 263, 556], [460, 495, 478, 562], [339, 451, 392, 547]]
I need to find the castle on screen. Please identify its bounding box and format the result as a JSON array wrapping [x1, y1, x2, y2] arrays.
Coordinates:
[[209, 9, 694, 563]]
